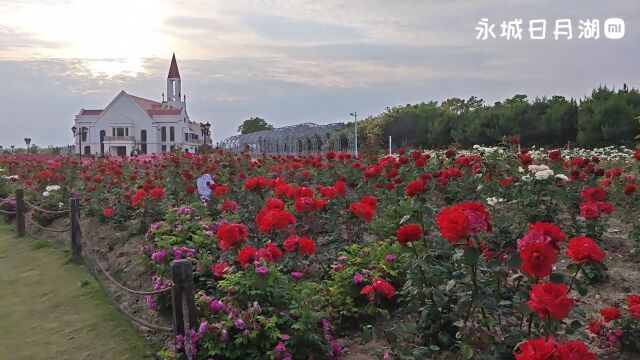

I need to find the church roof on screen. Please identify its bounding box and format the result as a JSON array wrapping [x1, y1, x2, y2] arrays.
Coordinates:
[[80, 109, 103, 115], [129, 94, 182, 116], [168, 53, 180, 79]]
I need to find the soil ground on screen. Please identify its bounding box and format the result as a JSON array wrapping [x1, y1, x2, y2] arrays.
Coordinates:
[[0, 223, 152, 359]]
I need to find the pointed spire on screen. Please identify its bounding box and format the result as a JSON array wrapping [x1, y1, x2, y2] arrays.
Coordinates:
[[168, 53, 180, 79]]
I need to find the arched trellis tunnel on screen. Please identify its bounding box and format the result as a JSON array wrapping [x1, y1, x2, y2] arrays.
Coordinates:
[[220, 123, 355, 155]]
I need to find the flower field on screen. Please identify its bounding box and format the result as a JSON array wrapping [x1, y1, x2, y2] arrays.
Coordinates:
[[2, 144, 640, 360]]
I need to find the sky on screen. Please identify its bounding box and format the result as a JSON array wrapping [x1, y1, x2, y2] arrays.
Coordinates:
[[0, 0, 638, 147]]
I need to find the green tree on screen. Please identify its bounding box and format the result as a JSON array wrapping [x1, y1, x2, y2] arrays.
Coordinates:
[[237, 117, 274, 134]]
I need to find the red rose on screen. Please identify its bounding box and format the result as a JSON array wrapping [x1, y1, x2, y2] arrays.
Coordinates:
[[565, 340, 597, 360], [361, 196, 378, 210], [435, 202, 490, 244], [334, 180, 346, 196], [360, 285, 375, 302], [627, 295, 640, 320], [405, 179, 425, 197], [624, 183, 637, 196], [513, 336, 559, 359], [266, 243, 284, 261], [209, 262, 231, 278], [395, 224, 423, 244], [519, 241, 557, 279], [237, 246, 257, 267], [184, 184, 196, 194], [294, 196, 320, 212], [581, 186, 606, 202], [372, 278, 396, 299], [527, 222, 566, 246], [265, 197, 285, 210], [527, 282, 574, 321], [283, 234, 299, 252], [243, 176, 268, 191], [566, 236, 605, 264], [214, 185, 229, 196], [255, 208, 296, 233], [499, 177, 514, 188], [149, 186, 165, 199], [349, 202, 375, 222], [600, 307, 621, 323], [520, 154, 533, 166], [102, 207, 114, 218], [588, 320, 603, 335], [579, 202, 599, 219], [216, 223, 249, 250], [131, 189, 146, 207], [298, 237, 316, 256], [221, 200, 238, 212]]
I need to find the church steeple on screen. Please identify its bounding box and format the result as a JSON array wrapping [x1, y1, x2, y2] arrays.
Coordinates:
[[168, 53, 180, 79], [167, 53, 183, 107]]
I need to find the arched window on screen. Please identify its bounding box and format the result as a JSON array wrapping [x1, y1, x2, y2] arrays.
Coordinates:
[[100, 130, 106, 154], [84, 145, 91, 155], [140, 130, 147, 154], [81, 127, 88, 142]]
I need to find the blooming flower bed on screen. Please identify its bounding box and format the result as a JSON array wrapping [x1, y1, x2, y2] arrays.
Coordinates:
[[2, 144, 640, 359]]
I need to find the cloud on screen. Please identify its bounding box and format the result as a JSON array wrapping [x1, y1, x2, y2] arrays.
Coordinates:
[[0, 0, 639, 147]]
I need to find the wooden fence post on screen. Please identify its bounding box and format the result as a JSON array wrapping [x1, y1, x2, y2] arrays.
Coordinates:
[[15, 188, 25, 237], [69, 198, 82, 262], [170, 259, 196, 353]]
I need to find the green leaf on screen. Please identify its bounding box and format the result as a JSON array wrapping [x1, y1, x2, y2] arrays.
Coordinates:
[[362, 325, 373, 343], [461, 344, 474, 359], [446, 279, 457, 291], [549, 273, 567, 284], [463, 247, 480, 266], [578, 285, 588, 296], [507, 251, 523, 269]]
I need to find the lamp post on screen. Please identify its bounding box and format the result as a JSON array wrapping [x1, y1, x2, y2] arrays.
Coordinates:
[[350, 111, 358, 157], [200, 122, 211, 146], [24, 138, 31, 154], [71, 125, 82, 157]]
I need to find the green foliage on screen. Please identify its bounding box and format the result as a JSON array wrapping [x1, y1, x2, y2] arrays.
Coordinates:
[[237, 117, 275, 135], [356, 86, 639, 149]]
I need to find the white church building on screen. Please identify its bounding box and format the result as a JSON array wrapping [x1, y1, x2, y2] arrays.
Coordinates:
[[73, 54, 209, 156]]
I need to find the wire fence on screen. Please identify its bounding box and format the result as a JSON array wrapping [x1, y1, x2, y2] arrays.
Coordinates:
[[5, 188, 186, 337]]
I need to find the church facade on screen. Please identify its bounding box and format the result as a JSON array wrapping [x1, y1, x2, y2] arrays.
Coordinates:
[[73, 54, 208, 156]]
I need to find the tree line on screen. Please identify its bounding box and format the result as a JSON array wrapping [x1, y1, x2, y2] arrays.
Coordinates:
[[356, 86, 640, 149]]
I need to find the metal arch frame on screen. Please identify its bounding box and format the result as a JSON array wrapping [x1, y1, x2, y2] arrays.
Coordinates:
[[221, 122, 353, 155]]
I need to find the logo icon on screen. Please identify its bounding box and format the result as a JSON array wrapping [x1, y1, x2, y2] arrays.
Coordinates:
[[604, 18, 625, 39]]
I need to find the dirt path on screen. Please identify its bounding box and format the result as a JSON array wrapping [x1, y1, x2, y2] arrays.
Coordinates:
[[0, 224, 151, 359]]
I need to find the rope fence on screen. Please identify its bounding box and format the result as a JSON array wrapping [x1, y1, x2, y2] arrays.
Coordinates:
[[22, 198, 70, 215], [82, 239, 172, 296], [22, 214, 70, 233], [6, 188, 197, 343], [0, 209, 16, 215]]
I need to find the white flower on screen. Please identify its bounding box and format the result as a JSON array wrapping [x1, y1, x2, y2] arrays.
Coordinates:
[[528, 165, 540, 172], [486, 197, 504, 206], [45, 185, 60, 192], [555, 174, 569, 181], [518, 167, 525, 173], [42, 191, 50, 197], [58, 203, 65, 208], [522, 175, 532, 182], [535, 169, 554, 180]]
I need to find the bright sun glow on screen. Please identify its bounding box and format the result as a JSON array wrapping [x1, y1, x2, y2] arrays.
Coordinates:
[[3, 0, 171, 77]]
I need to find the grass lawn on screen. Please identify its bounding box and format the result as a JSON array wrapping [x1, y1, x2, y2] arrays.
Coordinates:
[[0, 223, 152, 359]]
